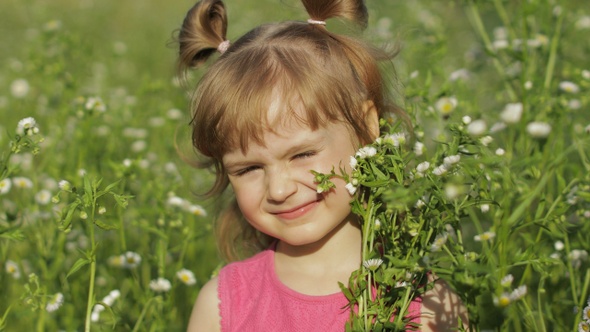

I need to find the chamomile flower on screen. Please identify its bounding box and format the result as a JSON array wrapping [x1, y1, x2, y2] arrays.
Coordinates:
[[432, 164, 448, 176], [10, 79, 30, 98], [480, 204, 490, 213], [16, 117, 39, 136], [559, 81, 580, 94], [493, 293, 512, 307], [122, 251, 141, 269], [5, 260, 21, 279], [35, 189, 52, 205], [474, 231, 496, 242], [349, 156, 358, 170], [345, 183, 357, 196], [495, 148, 505, 156], [0, 178, 11, 195], [12, 177, 33, 189], [462, 116, 472, 125], [510, 285, 527, 301], [579, 320, 590, 332], [186, 204, 207, 216], [554, 241, 565, 251], [149, 277, 172, 292], [435, 96, 457, 116], [500, 103, 523, 124], [362, 258, 384, 270], [85, 96, 106, 113], [45, 293, 64, 312], [430, 232, 448, 252], [526, 122, 551, 138], [167, 108, 184, 120], [177, 269, 197, 286], [582, 305, 590, 321], [467, 119, 487, 136], [413, 141, 425, 156], [58, 180, 71, 191], [500, 274, 514, 287], [416, 161, 430, 174], [383, 133, 406, 147], [444, 184, 462, 200], [356, 146, 377, 159], [443, 155, 461, 167], [582, 70, 590, 80]]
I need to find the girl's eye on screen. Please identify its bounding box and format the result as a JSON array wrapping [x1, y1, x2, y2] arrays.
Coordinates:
[[294, 151, 316, 159], [235, 166, 260, 176]]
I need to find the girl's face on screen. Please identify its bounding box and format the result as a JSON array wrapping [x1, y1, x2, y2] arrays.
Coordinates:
[[222, 111, 360, 248]]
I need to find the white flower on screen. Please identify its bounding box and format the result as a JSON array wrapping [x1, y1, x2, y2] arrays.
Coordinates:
[[415, 199, 426, 208], [526, 122, 552, 138], [167, 108, 184, 120], [0, 178, 12, 195], [493, 292, 512, 307], [443, 155, 461, 167], [85, 96, 106, 112], [568, 99, 582, 110], [449, 68, 470, 82], [103, 290, 121, 306], [569, 249, 589, 269], [58, 180, 71, 191], [432, 164, 448, 176], [490, 122, 507, 133], [374, 219, 381, 230], [5, 260, 21, 279], [384, 133, 406, 147], [444, 184, 462, 200], [35, 190, 52, 205], [467, 119, 487, 136], [462, 116, 472, 125], [362, 258, 384, 270], [559, 81, 580, 94], [131, 140, 147, 152], [122, 251, 142, 269], [167, 195, 185, 207], [510, 285, 527, 301], [176, 269, 197, 286], [495, 148, 505, 156], [149, 278, 171, 292], [500, 103, 523, 124], [524, 81, 533, 90], [413, 141, 425, 156], [186, 204, 207, 216], [575, 16, 590, 30], [355, 146, 377, 159], [582, 70, 590, 80], [12, 177, 33, 189], [46, 293, 64, 312], [16, 117, 39, 136], [501, 274, 514, 287], [480, 204, 490, 213], [474, 231, 496, 242], [416, 161, 430, 173], [435, 96, 457, 116], [493, 26, 508, 40], [345, 183, 357, 196], [430, 232, 448, 252], [492, 39, 509, 51], [10, 79, 30, 98], [579, 321, 590, 332], [349, 156, 357, 170], [554, 241, 564, 251]]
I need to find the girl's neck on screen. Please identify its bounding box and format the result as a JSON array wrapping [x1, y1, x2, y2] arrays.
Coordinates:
[[273, 217, 362, 295]]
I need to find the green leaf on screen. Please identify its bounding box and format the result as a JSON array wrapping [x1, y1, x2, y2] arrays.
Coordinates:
[[66, 257, 90, 279], [94, 219, 119, 231]]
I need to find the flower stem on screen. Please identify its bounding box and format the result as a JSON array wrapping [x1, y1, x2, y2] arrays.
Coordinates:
[[84, 195, 98, 332], [543, 11, 563, 90]]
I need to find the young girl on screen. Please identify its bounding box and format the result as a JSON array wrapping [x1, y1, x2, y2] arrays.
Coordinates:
[[177, 0, 468, 330]]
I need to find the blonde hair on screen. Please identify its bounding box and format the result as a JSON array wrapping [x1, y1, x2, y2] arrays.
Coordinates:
[[177, 0, 406, 262]]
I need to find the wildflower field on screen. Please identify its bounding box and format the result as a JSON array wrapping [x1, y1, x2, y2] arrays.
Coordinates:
[[1, 0, 589, 331]]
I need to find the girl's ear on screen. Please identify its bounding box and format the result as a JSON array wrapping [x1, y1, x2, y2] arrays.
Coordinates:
[[363, 100, 380, 141]]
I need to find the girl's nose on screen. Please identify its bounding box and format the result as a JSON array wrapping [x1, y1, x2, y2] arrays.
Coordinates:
[[266, 168, 297, 203]]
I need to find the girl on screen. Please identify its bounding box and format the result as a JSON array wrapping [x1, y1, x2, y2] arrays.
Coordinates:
[[176, 0, 468, 330]]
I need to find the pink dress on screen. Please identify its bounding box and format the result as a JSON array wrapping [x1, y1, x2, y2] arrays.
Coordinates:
[[217, 247, 422, 331]]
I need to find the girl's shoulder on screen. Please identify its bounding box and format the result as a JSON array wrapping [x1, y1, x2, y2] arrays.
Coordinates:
[[187, 276, 220, 332], [419, 276, 470, 331]]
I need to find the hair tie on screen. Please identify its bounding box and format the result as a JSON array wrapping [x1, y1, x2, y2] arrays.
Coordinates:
[[217, 40, 230, 54], [307, 19, 326, 26]]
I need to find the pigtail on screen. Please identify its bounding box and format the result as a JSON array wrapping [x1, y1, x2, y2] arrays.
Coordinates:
[[177, 0, 228, 73], [300, 0, 368, 29]]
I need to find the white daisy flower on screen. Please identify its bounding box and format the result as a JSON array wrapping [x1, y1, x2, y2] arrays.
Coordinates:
[[10, 79, 30, 98], [0, 178, 12, 195], [559, 81, 580, 94], [416, 161, 430, 173], [362, 258, 384, 270], [35, 190, 52, 205], [554, 241, 565, 251], [16, 117, 39, 136], [582, 70, 590, 80], [467, 119, 487, 136], [524, 81, 533, 90], [449, 68, 470, 82], [58, 180, 71, 191], [349, 156, 358, 170], [167, 108, 184, 120], [345, 183, 357, 196], [85, 96, 106, 112], [509, 285, 527, 301], [149, 277, 172, 292], [186, 204, 207, 216], [493, 292, 511, 308], [444, 184, 462, 200], [45, 293, 64, 312], [122, 251, 142, 269], [443, 155, 461, 167], [5, 260, 21, 279], [355, 146, 377, 159], [495, 148, 505, 156], [526, 122, 552, 138], [474, 231, 496, 242], [430, 233, 448, 252], [500, 274, 514, 287], [176, 269, 197, 286], [500, 103, 523, 124], [435, 96, 457, 116], [432, 164, 448, 176], [462, 116, 472, 125], [12, 177, 33, 189], [413, 141, 425, 156], [480, 204, 490, 213]]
